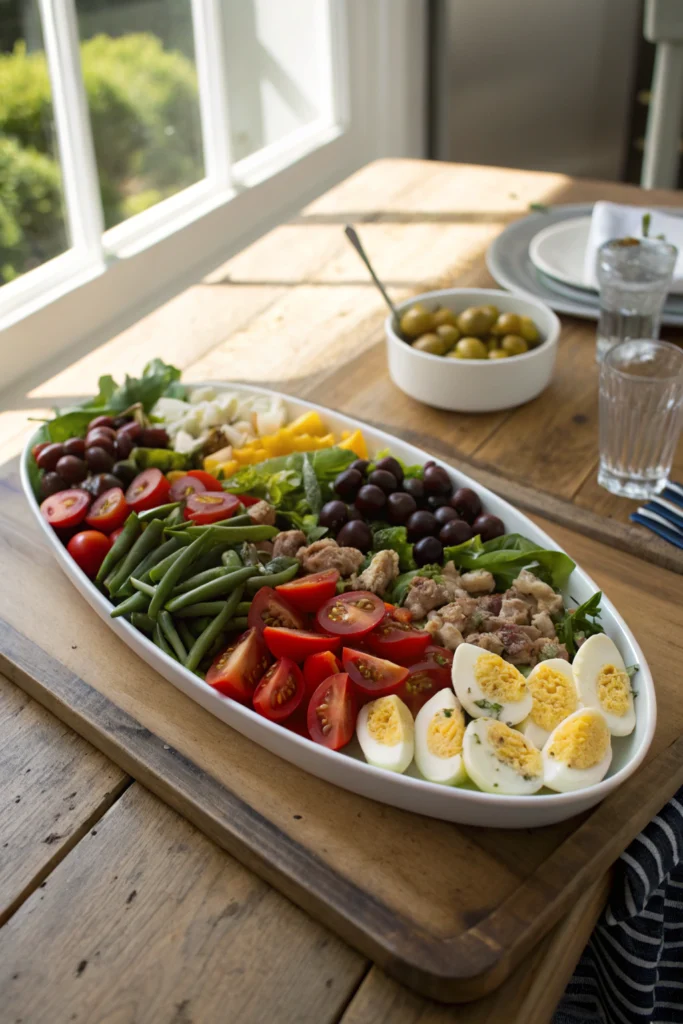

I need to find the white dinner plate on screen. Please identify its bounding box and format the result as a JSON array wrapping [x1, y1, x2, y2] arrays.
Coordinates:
[[21, 384, 656, 829], [529, 216, 594, 291]]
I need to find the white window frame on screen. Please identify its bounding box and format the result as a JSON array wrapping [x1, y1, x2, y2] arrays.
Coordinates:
[[0, 0, 426, 391]]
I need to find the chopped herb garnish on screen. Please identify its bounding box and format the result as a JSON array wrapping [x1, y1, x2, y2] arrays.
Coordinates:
[[529, 202, 549, 213], [555, 592, 604, 658], [442, 708, 453, 718], [625, 664, 639, 679], [474, 699, 503, 718], [642, 212, 651, 237], [473, 734, 482, 745]]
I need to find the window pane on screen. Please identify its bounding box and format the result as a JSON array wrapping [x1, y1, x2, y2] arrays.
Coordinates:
[[226, 0, 334, 162], [0, 1, 69, 284], [75, 0, 205, 229]]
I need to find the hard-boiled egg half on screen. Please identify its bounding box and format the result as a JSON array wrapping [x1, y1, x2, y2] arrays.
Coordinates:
[[519, 659, 580, 749], [452, 643, 532, 726], [572, 634, 636, 736], [462, 718, 544, 795], [542, 708, 612, 792], [357, 694, 414, 773], [414, 689, 467, 786]]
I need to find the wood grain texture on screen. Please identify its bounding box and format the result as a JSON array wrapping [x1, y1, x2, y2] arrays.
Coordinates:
[[0, 783, 366, 1024], [0, 671, 128, 927]]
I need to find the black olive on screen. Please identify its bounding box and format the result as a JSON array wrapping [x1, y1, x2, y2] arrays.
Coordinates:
[[85, 446, 115, 474], [40, 472, 67, 499], [402, 477, 425, 501], [55, 455, 88, 484], [426, 495, 449, 510], [414, 536, 443, 566], [334, 468, 363, 501], [472, 513, 505, 542], [336, 519, 373, 552], [36, 443, 65, 472], [386, 491, 417, 525], [374, 456, 404, 484], [367, 469, 397, 495], [450, 487, 482, 524], [349, 459, 369, 476], [439, 519, 474, 545], [423, 464, 452, 496], [434, 505, 460, 526], [139, 427, 169, 449], [112, 460, 138, 487], [355, 484, 386, 513], [319, 500, 349, 531], [407, 510, 438, 541], [63, 437, 86, 458], [346, 505, 364, 521]]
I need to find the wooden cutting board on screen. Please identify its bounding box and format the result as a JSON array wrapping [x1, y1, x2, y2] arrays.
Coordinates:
[[1, 449, 682, 1003]]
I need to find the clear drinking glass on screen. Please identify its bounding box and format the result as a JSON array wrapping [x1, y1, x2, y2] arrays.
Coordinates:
[[596, 238, 677, 362], [598, 339, 683, 498]]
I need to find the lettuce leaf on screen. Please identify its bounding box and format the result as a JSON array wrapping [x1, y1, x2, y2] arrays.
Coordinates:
[[223, 447, 356, 518], [368, 447, 424, 480], [81, 358, 184, 413], [444, 532, 575, 590], [371, 525, 416, 572]]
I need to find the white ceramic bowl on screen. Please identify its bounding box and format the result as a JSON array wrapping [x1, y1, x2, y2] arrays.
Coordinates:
[[385, 287, 561, 413]]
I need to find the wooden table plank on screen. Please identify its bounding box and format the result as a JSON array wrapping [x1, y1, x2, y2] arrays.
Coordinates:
[[0, 783, 366, 1024], [0, 672, 128, 927]]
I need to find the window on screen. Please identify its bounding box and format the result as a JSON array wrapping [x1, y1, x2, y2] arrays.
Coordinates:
[[0, 1, 426, 389]]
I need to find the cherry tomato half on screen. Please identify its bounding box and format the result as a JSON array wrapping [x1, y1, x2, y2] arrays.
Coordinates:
[[67, 530, 112, 578], [169, 474, 206, 502], [307, 673, 357, 750], [206, 628, 272, 702], [125, 468, 171, 512], [366, 615, 430, 666], [236, 493, 261, 507], [40, 488, 90, 530], [303, 650, 342, 699], [342, 647, 408, 700], [184, 492, 240, 525], [275, 569, 339, 613], [110, 526, 125, 543], [397, 645, 454, 716], [248, 587, 306, 634], [84, 487, 129, 534], [263, 626, 340, 663], [315, 591, 385, 639], [186, 469, 223, 492], [253, 657, 305, 722]]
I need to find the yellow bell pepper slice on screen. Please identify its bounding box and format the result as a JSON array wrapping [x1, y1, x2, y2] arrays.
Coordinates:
[[217, 459, 239, 479], [338, 429, 367, 459], [166, 469, 188, 484], [204, 446, 234, 473], [284, 411, 327, 437]]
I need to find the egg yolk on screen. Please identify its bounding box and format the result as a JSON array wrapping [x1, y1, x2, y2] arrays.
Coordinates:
[[597, 664, 631, 716], [427, 707, 465, 759], [474, 653, 527, 702], [528, 664, 578, 733], [547, 712, 610, 770], [487, 722, 542, 778], [367, 696, 409, 746]]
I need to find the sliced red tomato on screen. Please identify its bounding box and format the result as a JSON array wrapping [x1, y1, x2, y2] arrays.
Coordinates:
[[206, 628, 272, 701], [84, 487, 129, 534], [253, 657, 305, 722], [236, 493, 261, 507], [125, 468, 171, 513], [186, 469, 223, 492], [397, 645, 454, 716], [275, 569, 339, 612], [307, 673, 357, 750], [341, 647, 408, 699], [315, 591, 385, 639], [183, 492, 240, 525], [303, 650, 342, 698], [366, 615, 430, 665], [67, 530, 112, 578], [263, 627, 340, 662], [169, 474, 206, 502], [40, 488, 90, 529], [248, 587, 306, 634], [110, 526, 125, 543]]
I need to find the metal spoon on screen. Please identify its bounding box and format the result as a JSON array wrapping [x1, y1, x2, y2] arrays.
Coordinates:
[[344, 225, 400, 328]]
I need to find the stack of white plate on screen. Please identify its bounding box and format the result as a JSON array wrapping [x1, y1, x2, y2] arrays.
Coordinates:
[[487, 203, 683, 327]]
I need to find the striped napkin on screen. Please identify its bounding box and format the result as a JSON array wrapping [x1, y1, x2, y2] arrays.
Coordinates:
[[554, 788, 683, 1024], [630, 483, 683, 551]]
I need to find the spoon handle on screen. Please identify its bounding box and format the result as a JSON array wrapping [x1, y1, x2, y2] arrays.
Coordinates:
[[344, 225, 399, 322]]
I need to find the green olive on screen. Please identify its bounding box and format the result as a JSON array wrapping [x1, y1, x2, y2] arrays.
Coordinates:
[[412, 332, 450, 355], [432, 307, 458, 328], [488, 348, 509, 359], [491, 312, 522, 337], [519, 315, 540, 345], [435, 324, 460, 348], [400, 303, 435, 338], [481, 304, 499, 321], [501, 334, 529, 356], [485, 336, 499, 352], [449, 336, 489, 359], [456, 306, 495, 337]]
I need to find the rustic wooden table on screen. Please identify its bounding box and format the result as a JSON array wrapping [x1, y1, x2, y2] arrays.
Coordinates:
[[2, 160, 682, 1023]]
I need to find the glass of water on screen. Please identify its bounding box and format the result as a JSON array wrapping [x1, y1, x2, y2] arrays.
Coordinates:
[[596, 237, 677, 362], [598, 339, 683, 498]]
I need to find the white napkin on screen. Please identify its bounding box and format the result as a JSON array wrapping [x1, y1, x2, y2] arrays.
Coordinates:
[[583, 201, 683, 294]]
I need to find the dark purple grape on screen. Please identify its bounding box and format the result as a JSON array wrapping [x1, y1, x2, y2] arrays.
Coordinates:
[[367, 469, 397, 495], [349, 459, 369, 476], [63, 437, 86, 458], [36, 443, 65, 472], [87, 425, 116, 442], [427, 495, 449, 510], [423, 464, 452, 496], [346, 505, 364, 521], [40, 472, 67, 499], [434, 505, 460, 526], [85, 430, 116, 456], [439, 519, 474, 545], [423, 460, 436, 470], [112, 415, 132, 430], [87, 415, 115, 431], [334, 467, 363, 501], [87, 473, 122, 498], [319, 500, 349, 531], [472, 513, 505, 542], [139, 427, 169, 449], [450, 487, 482, 524], [386, 491, 417, 525], [355, 484, 386, 513], [85, 446, 115, 473], [402, 477, 425, 501], [117, 420, 141, 442], [112, 461, 137, 487], [114, 433, 134, 460], [55, 455, 87, 484], [407, 510, 438, 541], [374, 456, 404, 484], [336, 519, 373, 552], [414, 536, 444, 567]]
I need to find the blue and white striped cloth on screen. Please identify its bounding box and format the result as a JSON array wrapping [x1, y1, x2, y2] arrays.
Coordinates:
[[554, 789, 683, 1024], [631, 483, 683, 550]]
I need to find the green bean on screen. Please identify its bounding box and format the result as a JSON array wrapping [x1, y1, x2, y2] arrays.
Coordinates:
[[171, 567, 232, 596], [176, 619, 195, 651], [149, 546, 187, 582], [148, 532, 212, 620], [138, 502, 180, 523], [110, 590, 149, 619], [96, 512, 140, 582], [184, 548, 225, 577], [130, 612, 156, 634], [120, 537, 184, 595], [153, 623, 177, 659], [215, 513, 252, 527], [164, 506, 186, 529], [130, 577, 156, 597], [225, 616, 249, 632], [174, 602, 226, 618], [184, 587, 243, 672], [165, 566, 259, 613], [159, 611, 188, 662], [221, 549, 243, 569], [189, 616, 213, 635], [108, 519, 165, 596], [168, 524, 277, 544], [245, 562, 299, 594], [236, 601, 251, 616]]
